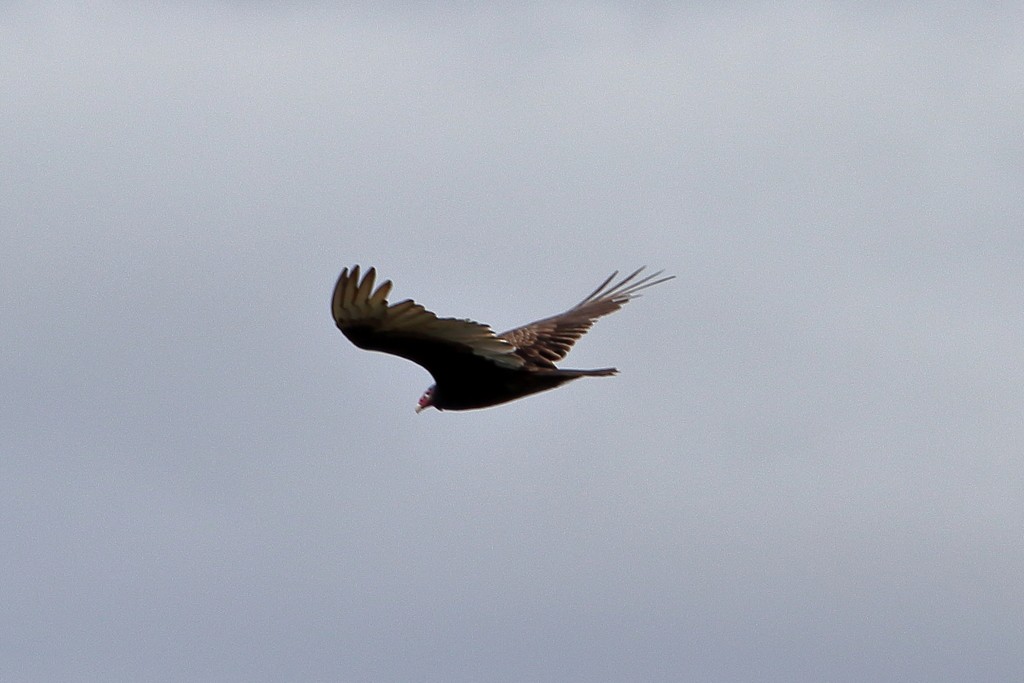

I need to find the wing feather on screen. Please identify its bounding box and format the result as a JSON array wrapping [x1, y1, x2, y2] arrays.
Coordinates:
[[332, 266, 523, 377], [500, 267, 674, 368]]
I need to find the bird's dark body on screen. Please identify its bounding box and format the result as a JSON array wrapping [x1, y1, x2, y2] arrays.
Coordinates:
[[342, 323, 615, 410], [428, 366, 616, 411], [332, 265, 671, 412]]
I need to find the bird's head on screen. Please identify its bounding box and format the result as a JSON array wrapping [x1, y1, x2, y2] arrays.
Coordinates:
[[415, 385, 436, 413]]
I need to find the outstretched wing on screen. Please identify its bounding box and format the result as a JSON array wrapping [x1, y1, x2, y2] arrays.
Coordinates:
[[499, 267, 674, 368], [332, 266, 524, 378]]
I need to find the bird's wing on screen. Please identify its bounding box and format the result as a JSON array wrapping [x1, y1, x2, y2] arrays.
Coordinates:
[[332, 266, 525, 378], [499, 267, 674, 368]]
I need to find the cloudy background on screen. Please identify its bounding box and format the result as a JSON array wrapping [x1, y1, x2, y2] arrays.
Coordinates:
[[3, 2, 1023, 680]]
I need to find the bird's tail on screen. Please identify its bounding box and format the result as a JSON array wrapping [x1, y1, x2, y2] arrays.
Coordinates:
[[543, 367, 618, 377]]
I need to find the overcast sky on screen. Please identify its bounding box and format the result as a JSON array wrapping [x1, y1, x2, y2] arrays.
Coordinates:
[[3, 2, 1023, 681]]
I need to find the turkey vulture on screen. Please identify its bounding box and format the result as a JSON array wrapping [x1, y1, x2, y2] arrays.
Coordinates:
[[331, 265, 673, 412]]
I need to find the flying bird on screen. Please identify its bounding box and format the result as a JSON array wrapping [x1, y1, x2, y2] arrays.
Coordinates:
[[331, 265, 673, 412]]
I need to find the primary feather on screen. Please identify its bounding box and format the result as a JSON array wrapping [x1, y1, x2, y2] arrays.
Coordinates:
[[500, 267, 674, 368]]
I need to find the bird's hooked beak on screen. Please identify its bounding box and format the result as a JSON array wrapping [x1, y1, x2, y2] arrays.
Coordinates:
[[416, 386, 435, 413]]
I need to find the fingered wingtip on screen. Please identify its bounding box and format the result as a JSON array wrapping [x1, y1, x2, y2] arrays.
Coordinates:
[[582, 266, 675, 305]]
